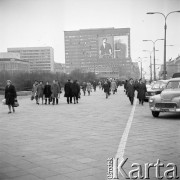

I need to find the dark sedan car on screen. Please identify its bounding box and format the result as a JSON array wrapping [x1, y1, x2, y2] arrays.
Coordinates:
[[145, 80, 169, 101]]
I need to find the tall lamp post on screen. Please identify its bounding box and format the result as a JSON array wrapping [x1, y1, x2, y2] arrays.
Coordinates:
[[143, 50, 159, 82], [138, 57, 147, 79], [147, 10, 180, 80], [143, 39, 163, 81]]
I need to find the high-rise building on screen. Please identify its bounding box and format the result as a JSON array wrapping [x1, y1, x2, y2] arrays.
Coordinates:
[[0, 52, 29, 73], [54, 62, 66, 73], [7, 47, 54, 72], [64, 27, 139, 79]]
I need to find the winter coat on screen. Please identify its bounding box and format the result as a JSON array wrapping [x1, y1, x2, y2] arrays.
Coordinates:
[[126, 83, 136, 98], [5, 84, 17, 106], [137, 82, 147, 100], [86, 83, 91, 91], [32, 83, 38, 96], [103, 83, 110, 93], [37, 84, 44, 98], [71, 82, 80, 97], [44, 85, 52, 98], [111, 81, 117, 91], [64, 82, 72, 97], [51, 83, 60, 98]]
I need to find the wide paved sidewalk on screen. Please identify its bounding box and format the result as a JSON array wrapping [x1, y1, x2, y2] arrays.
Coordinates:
[[0, 87, 133, 180]]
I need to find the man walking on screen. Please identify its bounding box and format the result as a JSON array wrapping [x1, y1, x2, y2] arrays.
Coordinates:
[[126, 78, 136, 105], [64, 79, 72, 104]]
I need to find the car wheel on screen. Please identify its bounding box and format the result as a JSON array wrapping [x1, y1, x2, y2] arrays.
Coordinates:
[[152, 111, 160, 118]]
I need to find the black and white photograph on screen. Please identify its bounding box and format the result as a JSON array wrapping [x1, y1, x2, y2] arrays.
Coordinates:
[[0, 0, 180, 179]]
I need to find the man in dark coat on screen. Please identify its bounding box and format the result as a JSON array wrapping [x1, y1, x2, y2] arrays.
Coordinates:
[[71, 80, 80, 104], [44, 81, 52, 104], [103, 80, 110, 99], [5, 80, 17, 113], [126, 78, 136, 105], [137, 79, 147, 105], [64, 79, 72, 104]]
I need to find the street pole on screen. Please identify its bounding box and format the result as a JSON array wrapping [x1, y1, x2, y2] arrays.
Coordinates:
[[143, 39, 163, 81], [164, 21, 167, 79], [150, 53, 152, 82], [147, 11, 180, 80], [153, 44, 156, 80]]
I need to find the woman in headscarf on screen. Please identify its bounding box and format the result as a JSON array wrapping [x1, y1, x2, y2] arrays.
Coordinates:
[[5, 80, 17, 113]]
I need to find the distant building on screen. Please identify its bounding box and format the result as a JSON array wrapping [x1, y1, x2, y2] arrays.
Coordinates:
[[64, 27, 139, 79], [159, 56, 180, 79], [54, 62, 66, 73], [0, 52, 29, 73], [7, 47, 54, 72]]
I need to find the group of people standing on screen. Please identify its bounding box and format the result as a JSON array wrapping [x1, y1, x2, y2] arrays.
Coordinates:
[[32, 80, 61, 105], [31, 79, 81, 105], [124, 78, 147, 105]]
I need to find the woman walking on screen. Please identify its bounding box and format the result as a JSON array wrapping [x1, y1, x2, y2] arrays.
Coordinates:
[[137, 79, 147, 105], [86, 82, 91, 96], [51, 80, 60, 105], [5, 80, 17, 113], [44, 81, 52, 105], [37, 81, 44, 105], [103, 80, 110, 99]]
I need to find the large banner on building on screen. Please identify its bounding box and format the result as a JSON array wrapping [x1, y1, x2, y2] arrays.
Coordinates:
[[98, 34, 129, 59], [98, 36, 113, 59], [114, 35, 128, 59]]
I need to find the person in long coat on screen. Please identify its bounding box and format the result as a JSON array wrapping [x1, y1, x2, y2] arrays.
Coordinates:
[[64, 79, 73, 104], [5, 80, 17, 113], [137, 79, 147, 105], [51, 80, 60, 105], [71, 80, 80, 104], [82, 82, 87, 96], [126, 78, 136, 105], [111, 79, 117, 94], [86, 82, 91, 96], [103, 80, 110, 98], [43, 81, 52, 105], [32, 81, 39, 104], [37, 81, 44, 105]]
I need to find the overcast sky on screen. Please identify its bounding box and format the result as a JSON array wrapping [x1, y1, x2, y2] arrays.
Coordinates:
[[0, 0, 180, 76]]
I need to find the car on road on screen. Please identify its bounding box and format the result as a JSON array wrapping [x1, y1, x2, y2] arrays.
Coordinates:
[[145, 80, 168, 101], [149, 78, 180, 117]]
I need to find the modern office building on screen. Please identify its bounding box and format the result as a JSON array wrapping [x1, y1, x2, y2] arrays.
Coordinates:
[[8, 47, 54, 72], [54, 62, 66, 73], [64, 27, 139, 79], [0, 52, 29, 73]]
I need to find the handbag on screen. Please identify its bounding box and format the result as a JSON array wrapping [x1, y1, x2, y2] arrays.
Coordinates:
[[2, 99, 6, 105], [13, 99, 19, 107], [31, 95, 34, 100]]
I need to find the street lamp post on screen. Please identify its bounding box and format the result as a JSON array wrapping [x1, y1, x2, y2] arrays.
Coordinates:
[[138, 57, 147, 79], [143, 50, 159, 82], [147, 10, 180, 80], [143, 39, 163, 81]]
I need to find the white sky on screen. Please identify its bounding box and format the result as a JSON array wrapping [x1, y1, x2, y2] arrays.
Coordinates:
[[0, 0, 180, 77]]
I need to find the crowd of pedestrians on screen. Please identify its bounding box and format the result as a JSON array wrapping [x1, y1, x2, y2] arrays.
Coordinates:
[[3, 77, 147, 114], [124, 78, 147, 105]]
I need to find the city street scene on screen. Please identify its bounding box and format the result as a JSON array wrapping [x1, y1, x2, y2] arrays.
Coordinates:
[[0, 0, 180, 179]]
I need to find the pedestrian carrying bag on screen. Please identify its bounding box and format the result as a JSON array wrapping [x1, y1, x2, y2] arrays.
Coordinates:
[[13, 99, 19, 107]]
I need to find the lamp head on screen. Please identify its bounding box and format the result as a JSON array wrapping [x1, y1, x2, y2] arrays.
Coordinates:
[[147, 12, 155, 14]]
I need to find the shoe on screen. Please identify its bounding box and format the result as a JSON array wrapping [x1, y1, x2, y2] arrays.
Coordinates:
[[8, 111, 11, 114]]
